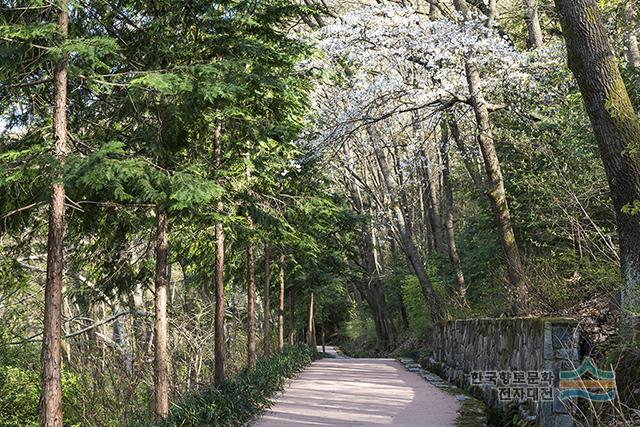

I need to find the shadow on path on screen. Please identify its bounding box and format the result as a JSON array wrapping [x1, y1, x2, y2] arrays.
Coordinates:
[[254, 346, 459, 426]]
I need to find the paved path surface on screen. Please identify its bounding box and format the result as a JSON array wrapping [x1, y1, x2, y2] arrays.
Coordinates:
[[254, 346, 459, 426]]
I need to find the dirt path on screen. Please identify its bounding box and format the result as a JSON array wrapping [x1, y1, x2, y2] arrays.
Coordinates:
[[254, 347, 459, 426]]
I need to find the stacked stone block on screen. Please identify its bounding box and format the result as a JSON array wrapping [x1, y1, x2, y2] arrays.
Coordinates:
[[425, 318, 579, 427]]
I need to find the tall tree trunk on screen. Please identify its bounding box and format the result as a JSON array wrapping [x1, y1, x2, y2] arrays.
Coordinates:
[[41, 2, 68, 425], [451, 2, 527, 315], [464, 60, 528, 314], [262, 244, 271, 356], [245, 150, 257, 369], [626, 35, 640, 69], [278, 253, 285, 352], [351, 282, 368, 327], [399, 296, 410, 329], [128, 283, 145, 358], [368, 233, 395, 343], [393, 147, 413, 237], [307, 292, 315, 348], [449, 118, 484, 189], [556, 0, 640, 340], [523, 0, 544, 48], [487, 0, 497, 27], [453, 0, 469, 16], [422, 150, 445, 254], [458, 0, 499, 28], [41, 153, 65, 426], [246, 242, 256, 369], [360, 278, 395, 344], [354, 279, 381, 336], [418, 171, 434, 253], [303, 0, 325, 27], [428, 0, 438, 19], [346, 159, 396, 344], [438, 122, 467, 304], [153, 209, 169, 420], [213, 121, 225, 385], [311, 316, 317, 349], [288, 287, 296, 345], [370, 136, 444, 320], [363, 227, 395, 342], [625, 4, 640, 68]]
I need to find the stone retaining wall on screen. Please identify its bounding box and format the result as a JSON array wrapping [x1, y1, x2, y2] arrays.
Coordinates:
[[424, 318, 579, 427]]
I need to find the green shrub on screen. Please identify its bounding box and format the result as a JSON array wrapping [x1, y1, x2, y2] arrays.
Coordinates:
[[135, 345, 316, 427], [338, 340, 381, 358], [0, 364, 82, 427], [0, 366, 39, 427], [401, 274, 438, 339], [343, 302, 376, 344]]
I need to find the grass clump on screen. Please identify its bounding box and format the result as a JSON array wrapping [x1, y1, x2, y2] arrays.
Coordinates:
[[136, 345, 317, 427]]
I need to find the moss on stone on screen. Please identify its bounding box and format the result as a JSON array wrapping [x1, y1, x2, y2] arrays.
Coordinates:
[[435, 384, 487, 427], [456, 398, 488, 427]]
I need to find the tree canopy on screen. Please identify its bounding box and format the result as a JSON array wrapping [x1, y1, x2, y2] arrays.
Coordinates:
[[1, 0, 640, 425]]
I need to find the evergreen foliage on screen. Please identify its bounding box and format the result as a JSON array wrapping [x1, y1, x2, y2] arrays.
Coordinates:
[[1, 0, 640, 425]]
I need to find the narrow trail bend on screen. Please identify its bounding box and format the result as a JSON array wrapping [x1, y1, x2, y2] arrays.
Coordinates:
[[254, 346, 459, 426]]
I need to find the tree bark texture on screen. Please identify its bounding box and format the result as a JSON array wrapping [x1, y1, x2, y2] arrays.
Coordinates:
[[42, 193, 65, 427], [245, 150, 257, 369], [464, 60, 528, 314], [345, 161, 396, 344], [262, 244, 271, 356], [307, 292, 316, 348], [289, 287, 296, 345], [438, 122, 467, 304], [556, 0, 640, 339], [449, 118, 484, 189], [524, 0, 544, 48], [453, 0, 527, 314], [246, 242, 257, 369], [41, 2, 68, 425], [487, 0, 497, 27], [278, 254, 285, 352], [422, 150, 445, 254], [370, 136, 444, 320], [153, 209, 169, 420], [625, 4, 640, 68], [213, 121, 226, 384], [362, 230, 395, 342]]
